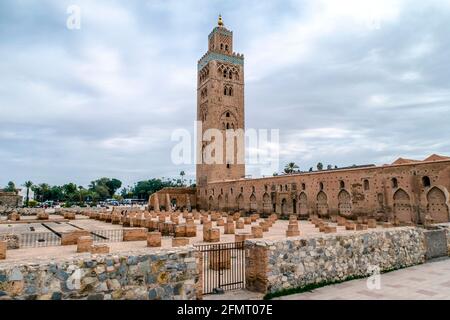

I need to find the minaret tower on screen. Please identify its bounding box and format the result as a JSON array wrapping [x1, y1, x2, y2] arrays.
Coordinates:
[[196, 15, 245, 187]]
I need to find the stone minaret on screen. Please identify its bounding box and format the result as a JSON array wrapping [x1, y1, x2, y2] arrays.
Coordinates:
[[196, 15, 245, 187]]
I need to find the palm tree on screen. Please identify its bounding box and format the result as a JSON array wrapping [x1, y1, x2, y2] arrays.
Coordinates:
[[180, 171, 186, 186], [39, 183, 50, 202], [78, 186, 84, 203], [317, 162, 324, 171], [23, 181, 33, 207], [284, 162, 299, 174]]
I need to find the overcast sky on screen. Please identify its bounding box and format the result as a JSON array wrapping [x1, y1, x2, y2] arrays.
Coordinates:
[[1, 0, 449, 189]]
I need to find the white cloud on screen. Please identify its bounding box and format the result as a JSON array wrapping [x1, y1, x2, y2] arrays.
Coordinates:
[[0, 0, 449, 187]]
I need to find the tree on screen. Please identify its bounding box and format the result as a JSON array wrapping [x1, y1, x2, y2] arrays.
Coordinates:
[[78, 186, 84, 203], [23, 181, 33, 207], [327, 164, 332, 170], [284, 162, 299, 174], [309, 167, 313, 172], [4, 181, 16, 192], [89, 178, 122, 200], [334, 165, 338, 169], [49, 185, 64, 202], [130, 178, 177, 200], [273, 172, 279, 176], [62, 183, 79, 202], [120, 186, 134, 199], [317, 162, 324, 171], [105, 178, 122, 196], [180, 171, 186, 186]]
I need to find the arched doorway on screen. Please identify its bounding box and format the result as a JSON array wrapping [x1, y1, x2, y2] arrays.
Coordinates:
[[218, 194, 224, 211], [316, 191, 328, 217], [171, 198, 177, 210], [427, 187, 449, 223], [250, 194, 257, 211], [237, 194, 244, 211], [281, 198, 288, 215], [271, 193, 276, 212], [208, 195, 214, 211], [262, 193, 271, 213], [393, 189, 413, 223], [338, 190, 352, 217], [299, 192, 308, 217], [225, 194, 231, 211]]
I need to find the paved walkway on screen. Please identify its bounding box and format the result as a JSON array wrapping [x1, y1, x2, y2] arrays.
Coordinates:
[[205, 258, 450, 300], [275, 258, 450, 300]]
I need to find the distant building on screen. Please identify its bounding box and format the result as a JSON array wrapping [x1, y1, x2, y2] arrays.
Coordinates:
[[18, 188, 34, 202]]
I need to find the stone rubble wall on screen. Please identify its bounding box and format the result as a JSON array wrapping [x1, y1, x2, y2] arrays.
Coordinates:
[[436, 223, 450, 255], [0, 192, 22, 208], [246, 227, 427, 294], [0, 247, 201, 300], [0, 234, 20, 250]]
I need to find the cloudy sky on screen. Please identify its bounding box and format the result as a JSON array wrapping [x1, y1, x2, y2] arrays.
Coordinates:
[[1, 0, 449, 188]]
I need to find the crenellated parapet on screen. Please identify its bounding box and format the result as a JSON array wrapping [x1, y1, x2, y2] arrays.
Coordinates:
[[198, 51, 244, 71]]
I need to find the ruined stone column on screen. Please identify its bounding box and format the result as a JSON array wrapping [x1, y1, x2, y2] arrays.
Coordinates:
[[0, 241, 6, 260], [286, 221, 300, 237], [147, 232, 162, 247], [154, 195, 160, 213], [186, 194, 192, 212], [77, 236, 93, 253], [166, 193, 172, 212]]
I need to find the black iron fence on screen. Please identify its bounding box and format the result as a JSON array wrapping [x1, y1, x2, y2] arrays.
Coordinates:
[[195, 242, 246, 295], [2, 229, 125, 248], [90, 229, 124, 243], [17, 231, 61, 248]]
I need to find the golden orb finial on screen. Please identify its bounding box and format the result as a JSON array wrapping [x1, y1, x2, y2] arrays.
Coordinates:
[[218, 14, 224, 27]]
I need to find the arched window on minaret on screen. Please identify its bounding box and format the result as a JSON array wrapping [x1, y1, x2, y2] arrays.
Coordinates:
[[229, 87, 233, 96]]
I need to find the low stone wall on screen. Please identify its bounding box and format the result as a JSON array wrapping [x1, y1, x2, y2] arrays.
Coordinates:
[[0, 193, 22, 207], [436, 223, 450, 255], [0, 247, 201, 300], [0, 234, 19, 249], [246, 227, 427, 294]]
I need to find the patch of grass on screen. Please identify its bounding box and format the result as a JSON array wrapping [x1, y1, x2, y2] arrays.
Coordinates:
[[263, 263, 421, 300]]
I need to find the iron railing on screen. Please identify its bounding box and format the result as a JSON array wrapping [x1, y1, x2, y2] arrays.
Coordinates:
[[90, 229, 124, 243], [195, 242, 246, 295], [17, 231, 61, 248], [2, 228, 125, 248]]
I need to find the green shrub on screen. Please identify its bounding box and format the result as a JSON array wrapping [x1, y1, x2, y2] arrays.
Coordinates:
[[27, 200, 38, 208]]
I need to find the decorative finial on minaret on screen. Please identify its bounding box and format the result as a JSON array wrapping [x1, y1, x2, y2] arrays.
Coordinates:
[[218, 14, 224, 27]]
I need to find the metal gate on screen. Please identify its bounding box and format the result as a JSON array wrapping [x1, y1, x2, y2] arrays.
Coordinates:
[[195, 242, 246, 295]]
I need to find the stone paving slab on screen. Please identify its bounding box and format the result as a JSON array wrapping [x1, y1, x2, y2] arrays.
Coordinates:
[[274, 258, 450, 300]]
